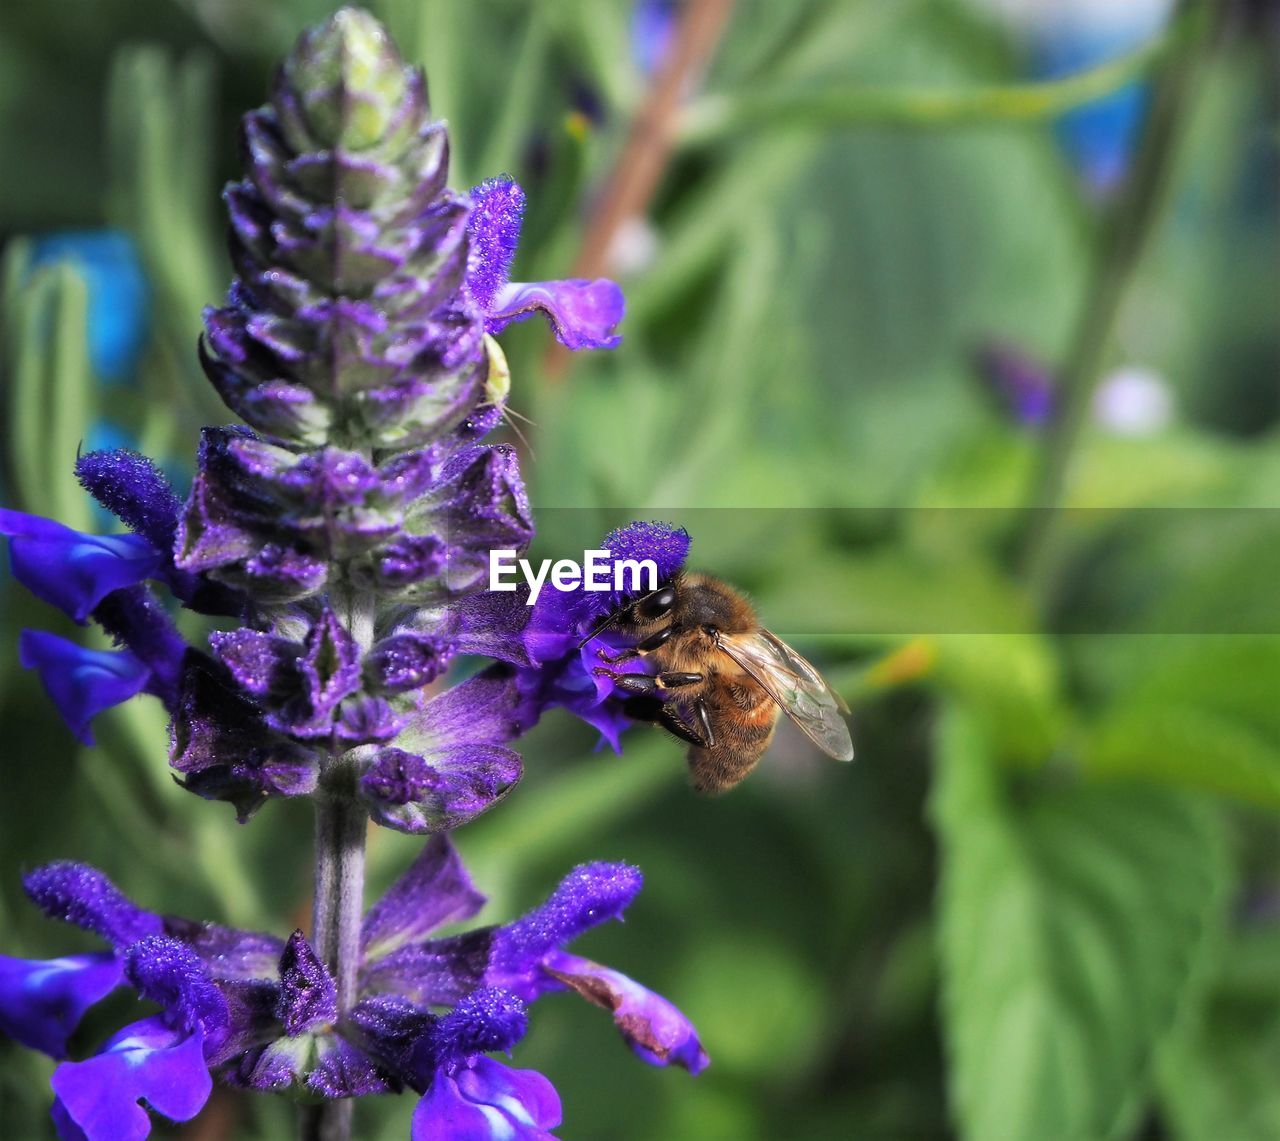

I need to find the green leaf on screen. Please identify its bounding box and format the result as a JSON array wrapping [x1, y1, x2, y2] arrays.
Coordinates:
[[1157, 926, 1280, 1141], [1080, 636, 1280, 809], [932, 706, 1229, 1141]]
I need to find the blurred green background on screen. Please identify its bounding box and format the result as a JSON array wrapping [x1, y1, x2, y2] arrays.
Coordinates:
[[1, 0, 1279, 1137]]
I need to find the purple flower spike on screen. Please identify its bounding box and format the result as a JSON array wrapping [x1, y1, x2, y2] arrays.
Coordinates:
[[18, 631, 153, 744], [74, 450, 182, 555], [544, 952, 708, 1074], [488, 863, 643, 1000], [486, 278, 625, 350], [413, 1057, 561, 1141], [0, 509, 159, 623], [50, 1015, 212, 1141], [0, 953, 122, 1058], [23, 862, 162, 949], [276, 930, 338, 1035]]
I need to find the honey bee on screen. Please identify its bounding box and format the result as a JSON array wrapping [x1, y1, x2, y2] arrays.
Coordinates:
[[586, 572, 854, 793]]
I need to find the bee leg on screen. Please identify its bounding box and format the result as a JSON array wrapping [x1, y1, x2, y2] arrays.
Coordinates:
[[594, 667, 704, 696], [597, 627, 674, 665], [596, 647, 640, 664], [621, 696, 712, 749], [595, 669, 659, 696], [692, 697, 717, 748], [654, 671, 702, 690]]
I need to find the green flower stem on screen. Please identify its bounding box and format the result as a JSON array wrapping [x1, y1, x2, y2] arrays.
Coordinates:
[[303, 789, 366, 1141], [303, 584, 378, 1141], [680, 20, 1176, 146], [1015, 0, 1221, 595]]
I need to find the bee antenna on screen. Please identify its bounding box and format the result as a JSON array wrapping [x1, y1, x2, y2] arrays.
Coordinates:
[[577, 611, 623, 649], [576, 586, 666, 650]]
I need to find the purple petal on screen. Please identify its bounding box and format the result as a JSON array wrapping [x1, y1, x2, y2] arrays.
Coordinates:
[[399, 666, 523, 753], [276, 930, 337, 1035], [162, 917, 285, 981], [306, 1032, 396, 1098], [296, 607, 362, 723], [602, 520, 690, 585], [362, 835, 486, 960], [74, 450, 182, 555], [413, 1057, 560, 1141], [208, 627, 301, 699], [543, 951, 708, 1074], [487, 864, 643, 1000], [124, 936, 229, 1044], [360, 744, 522, 835], [18, 631, 153, 745], [359, 931, 493, 1007], [466, 178, 525, 311], [0, 953, 122, 1058], [349, 993, 438, 1084], [523, 521, 689, 663], [50, 1016, 211, 1141], [0, 509, 159, 623], [23, 863, 162, 949], [364, 631, 455, 693], [485, 278, 624, 350]]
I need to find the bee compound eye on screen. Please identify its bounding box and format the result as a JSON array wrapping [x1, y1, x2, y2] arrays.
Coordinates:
[[639, 586, 676, 619]]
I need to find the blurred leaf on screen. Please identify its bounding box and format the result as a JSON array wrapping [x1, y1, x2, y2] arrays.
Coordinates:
[[2, 255, 95, 525], [932, 705, 1229, 1141], [930, 634, 1064, 764], [1157, 925, 1280, 1141], [675, 932, 824, 1080], [107, 44, 227, 437], [1080, 637, 1280, 808]]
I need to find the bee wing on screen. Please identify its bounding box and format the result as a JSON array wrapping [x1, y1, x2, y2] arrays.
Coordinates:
[[717, 629, 854, 761]]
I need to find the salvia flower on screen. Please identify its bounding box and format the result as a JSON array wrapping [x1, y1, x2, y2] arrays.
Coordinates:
[[1, 843, 704, 1138], [0, 8, 714, 1139]]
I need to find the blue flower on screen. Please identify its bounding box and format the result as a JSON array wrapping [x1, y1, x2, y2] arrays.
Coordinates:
[[51, 1014, 213, 1141], [413, 1055, 561, 1141], [0, 954, 123, 1058], [30, 231, 150, 384], [0, 509, 160, 623], [2, 835, 704, 1136], [18, 632, 155, 745], [1018, 1, 1174, 195]]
